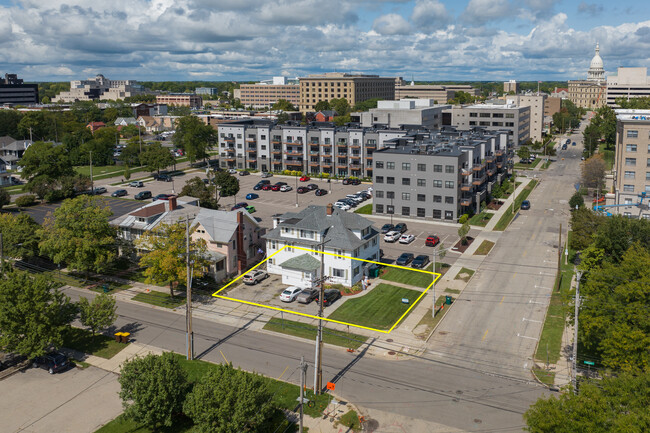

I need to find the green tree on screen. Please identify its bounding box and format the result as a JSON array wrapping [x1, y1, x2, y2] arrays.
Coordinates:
[[0, 213, 41, 259], [62, 128, 93, 165], [0, 188, 9, 209], [458, 221, 470, 245], [118, 352, 190, 429], [140, 142, 174, 175], [0, 271, 76, 359], [524, 372, 650, 432], [582, 123, 600, 156], [330, 98, 351, 116], [71, 101, 102, 123], [183, 364, 274, 433], [569, 190, 585, 210], [120, 139, 142, 167], [77, 293, 117, 336], [276, 112, 289, 124], [173, 115, 216, 163], [80, 126, 118, 166], [581, 155, 607, 191], [352, 98, 381, 112], [569, 207, 605, 251], [17, 111, 54, 141], [180, 176, 218, 209], [39, 195, 116, 276], [271, 99, 297, 111], [19, 141, 75, 182], [168, 105, 192, 116], [517, 146, 531, 161], [0, 109, 22, 137], [333, 114, 351, 126], [313, 100, 331, 112], [135, 222, 208, 297], [616, 96, 650, 109], [213, 171, 240, 206]]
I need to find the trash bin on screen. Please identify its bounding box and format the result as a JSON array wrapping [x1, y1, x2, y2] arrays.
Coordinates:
[[369, 266, 380, 278], [445, 295, 453, 305], [121, 332, 130, 344], [114, 332, 123, 343], [102, 284, 109, 293]]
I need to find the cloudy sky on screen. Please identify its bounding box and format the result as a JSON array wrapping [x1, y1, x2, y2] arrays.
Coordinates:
[[0, 0, 649, 82]]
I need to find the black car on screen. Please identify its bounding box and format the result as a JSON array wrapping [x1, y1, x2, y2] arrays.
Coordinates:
[[253, 180, 271, 190], [135, 191, 152, 200], [307, 183, 318, 191], [342, 177, 361, 185], [394, 223, 408, 233], [521, 200, 531, 210], [153, 193, 174, 201], [315, 289, 342, 307], [33, 351, 69, 374], [111, 189, 127, 197], [239, 170, 250, 176], [396, 252, 414, 266], [315, 188, 328, 196], [412, 255, 430, 269], [156, 174, 172, 182], [297, 186, 309, 194], [381, 223, 394, 234], [231, 202, 248, 210]]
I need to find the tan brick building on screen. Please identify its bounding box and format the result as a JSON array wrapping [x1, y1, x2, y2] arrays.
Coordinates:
[[299, 73, 395, 113], [568, 43, 607, 109], [156, 93, 202, 108]]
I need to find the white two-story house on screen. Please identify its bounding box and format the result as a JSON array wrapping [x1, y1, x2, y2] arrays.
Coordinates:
[[263, 204, 380, 288]]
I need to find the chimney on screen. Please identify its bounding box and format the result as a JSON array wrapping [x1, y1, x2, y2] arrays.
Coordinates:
[[168, 195, 177, 211], [326, 203, 333, 215]]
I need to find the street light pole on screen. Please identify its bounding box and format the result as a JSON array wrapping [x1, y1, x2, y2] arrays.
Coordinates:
[[185, 217, 194, 360], [572, 270, 583, 394], [313, 238, 330, 394]]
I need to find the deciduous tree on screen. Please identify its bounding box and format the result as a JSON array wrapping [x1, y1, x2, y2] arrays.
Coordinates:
[[581, 154, 607, 191], [140, 142, 174, 175], [313, 100, 331, 112], [180, 176, 218, 209], [78, 293, 117, 336], [173, 115, 216, 163], [0, 188, 9, 209], [213, 171, 240, 206], [517, 146, 531, 161], [271, 99, 297, 111], [19, 141, 75, 182], [458, 221, 470, 245], [569, 190, 585, 210], [0, 213, 41, 259]]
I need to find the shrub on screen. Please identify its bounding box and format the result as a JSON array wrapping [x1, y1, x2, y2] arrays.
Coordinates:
[[15, 194, 37, 207], [458, 214, 469, 224]]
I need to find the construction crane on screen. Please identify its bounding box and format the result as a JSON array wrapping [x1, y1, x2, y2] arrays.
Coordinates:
[[594, 192, 648, 217]]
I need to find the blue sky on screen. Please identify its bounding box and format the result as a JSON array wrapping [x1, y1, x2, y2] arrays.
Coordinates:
[[0, 0, 648, 82]]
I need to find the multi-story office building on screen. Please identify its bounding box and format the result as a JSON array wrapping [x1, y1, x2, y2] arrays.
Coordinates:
[[156, 93, 202, 108], [54, 74, 145, 102], [606, 67, 650, 107], [0, 74, 38, 105], [545, 96, 562, 117], [355, 99, 450, 129], [504, 95, 546, 142], [372, 128, 511, 221], [235, 77, 300, 108], [217, 119, 410, 177], [612, 109, 650, 219], [395, 83, 455, 103], [443, 104, 530, 146], [299, 73, 395, 113], [568, 44, 607, 109], [504, 80, 519, 94], [195, 87, 219, 96]]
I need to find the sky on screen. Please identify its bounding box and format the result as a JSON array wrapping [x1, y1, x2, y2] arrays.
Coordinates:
[[0, 0, 649, 82]]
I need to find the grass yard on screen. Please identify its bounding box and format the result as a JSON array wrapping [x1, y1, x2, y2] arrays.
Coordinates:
[[353, 204, 372, 214], [600, 149, 615, 170], [474, 240, 495, 255], [380, 265, 437, 289], [533, 368, 556, 387], [541, 159, 553, 170], [338, 410, 362, 431], [468, 212, 493, 227], [454, 267, 475, 282], [413, 295, 454, 339], [493, 179, 538, 231], [263, 317, 367, 349], [327, 283, 423, 330], [62, 327, 127, 359], [132, 290, 186, 308]]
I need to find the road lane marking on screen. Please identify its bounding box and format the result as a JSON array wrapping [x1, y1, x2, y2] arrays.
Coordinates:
[[220, 350, 229, 364], [522, 250, 527, 257], [530, 233, 536, 241], [522, 317, 543, 324], [517, 333, 539, 341], [499, 296, 505, 305], [482, 329, 489, 341], [278, 365, 290, 380]]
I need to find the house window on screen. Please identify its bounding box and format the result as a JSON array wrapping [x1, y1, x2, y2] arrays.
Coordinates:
[[432, 209, 442, 219], [445, 181, 454, 188], [445, 196, 454, 204], [623, 184, 635, 192], [624, 171, 635, 179], [626, 144, 637, 152], [444, 210, 454, 220], [646, 172, 650, 181], [387, 205, 394, 214], [270, 240, 277, 249], [376, 204, 384, 213], [627, 130, 638, 138], [417, 194, 425, 202], [387, 177, 395, 184], [402, 192, 410, 200], [445, 165, 454, 173], [334, 249, 343, 257], [216, 260, 225, 271], [626, 158, 636, 166], [375, 161, 384, 169], [417, 208, 425, 217], [433, 165, 442, 172], [417, 163, 426, 171], [387, 191, 395, 199], [417, 179, 426, 187], [433, 180, 442, 188], [332, 268, 345, 277], [376, 176, 384, 183], [402, 178, 410, 186], [402, 206, 410, 216], [375, 191, 384, 198], [402, 162, 411, 170], [386, 162, 395, 169], [433, 195, 442, 203], [353, 266, 360, 276]]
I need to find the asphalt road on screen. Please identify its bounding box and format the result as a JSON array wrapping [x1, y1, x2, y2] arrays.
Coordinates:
[[63, 286, 545, 432], [428, 127, 586, 379], [16, 197, 146, 225]]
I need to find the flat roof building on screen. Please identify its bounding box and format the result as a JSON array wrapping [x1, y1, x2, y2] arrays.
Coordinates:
[[504, 80, 519, 94], [236, 80, 300, 108], [156, 93, 202, 108], [606, 67, 650, 107], [299, 73, 395, 113], [0, 74, 38, 105], [443, 104, 530, 146], [54, 74, 145, 103], [354, 99, 451, 130]]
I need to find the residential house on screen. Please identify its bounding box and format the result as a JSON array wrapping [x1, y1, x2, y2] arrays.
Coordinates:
[[114, 117, 138, 127], [137, 116, 176, 133], [86, 121, 106, 134], [315, 110, 337, 122], [264, 204, 380, 288], [0, 137, 31, 170], [0, 155, 12, 185]]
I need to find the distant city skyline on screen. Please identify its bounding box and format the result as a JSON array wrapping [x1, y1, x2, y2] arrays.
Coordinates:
[[0, 0, 648, 82]]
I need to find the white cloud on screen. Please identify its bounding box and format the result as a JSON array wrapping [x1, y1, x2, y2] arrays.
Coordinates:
[[411, 0, 450, 31], [460, 0, 511, 25], [372, 13, 411, 35]]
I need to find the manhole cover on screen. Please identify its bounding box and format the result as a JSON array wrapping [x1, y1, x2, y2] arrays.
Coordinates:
[[474, 419, 483, 424], [387, 351, 396, 355], [386, 339, 393, 342], [364, 419, 379, 432], [456, 390, 463, 395]]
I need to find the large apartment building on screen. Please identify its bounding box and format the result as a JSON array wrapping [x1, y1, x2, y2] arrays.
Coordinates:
[[217, 119, 411, 177], [299, 73, 395, 113], [54, 74, 145, 102], [0, 74, 38, 105], [443, 104, 530, 146], [235, 77, 300, 108], [372, 128, 511, 221], [156, 93, 202, 108], [355, 99, 451, 129], [606, 67, 650, 108], [612, 109, 650, 219], [504, 95, 546, 142]]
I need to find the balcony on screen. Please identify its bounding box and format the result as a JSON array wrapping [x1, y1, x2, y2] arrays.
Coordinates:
[[309, 162, 320, 167], [272, 148, 282, 154], [336, 164, 348, 169], [224, 147, 235, 153], [487, 168, 495, 176], [350, 155, 361, 159], [246, 148, 257, 153], [309, 151, 320, 155], [246, 158, 257, 163], [225, 157, 236, 162], [496, 149, 505, 156], [350, 144, 361, 149], [460, 197, 472, 207], [271, 139, 281, 144], [460, 169, 471, 176], [309, 142, 319, 147], [285, 150, 304, 156], [336, 142, 347, 147], [321, 143, 332, 147], [245, 138, 256, 143], [365, 143, 376, 149], [472, 164, 483, 171], [365, 155, 374, 159], [485, 155, 495, 163], [321, 163, 332, 168], [223, 137, 235, 142], [460, 183, 472, 192], [285, 160, 303, 166], [472, 175, 487, 185]]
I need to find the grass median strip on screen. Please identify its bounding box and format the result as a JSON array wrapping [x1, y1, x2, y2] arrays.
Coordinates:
[[353, 203, 372, 214], [454, 267, 475, 282], [132, 290, 186, 308], [493, 179, 539, 231], [474, 240, 495, 255], [264, 317, 366, 349], [62, 327, 127, 359]]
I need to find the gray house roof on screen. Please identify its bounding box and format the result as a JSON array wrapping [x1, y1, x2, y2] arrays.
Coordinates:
[[0, 136, 15, 147], [193, 207, 259, 244], [280, 253, 320, 272], [263, 205, 378, 251]]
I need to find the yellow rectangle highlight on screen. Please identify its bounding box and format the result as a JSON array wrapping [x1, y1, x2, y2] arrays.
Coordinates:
[[212, 245, 442, 334]]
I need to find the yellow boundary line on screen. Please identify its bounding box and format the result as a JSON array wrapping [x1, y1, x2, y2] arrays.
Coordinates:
[[212, 245, 441, 333]]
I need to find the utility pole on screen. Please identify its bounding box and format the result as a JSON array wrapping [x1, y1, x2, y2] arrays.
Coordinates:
[[558, 223, 562, 271], [572, 270, 583, 394], [186, 217, 194, 360], [299, 356, 308, 433], [314, 238, 330, 394], [89, 151, 94, 195], [0, 232, 4, 279], [138, 124, 142, 153]]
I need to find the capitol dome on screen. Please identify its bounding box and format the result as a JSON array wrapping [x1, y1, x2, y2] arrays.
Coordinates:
[[587, 43, 605, 82]]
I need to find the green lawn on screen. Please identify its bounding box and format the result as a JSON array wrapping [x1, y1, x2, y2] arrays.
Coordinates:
[[474, 240, 495, 255], [468, 212, 492, 227], [338, 410, 362, 431], [62, 327, 127, 359], [263, 317, 367, 349], [533, 368, 556, 387], [353, 204, 372, 214], [493, 180, 538, 231], [132, 291, 186, 308], [541, 160, 553, 170], [380, 265, 436, 289], [454, 267, 475, 282], [413, 295, 453, 338], [327, 283, 423, 330], [600, 149, 615, 170]]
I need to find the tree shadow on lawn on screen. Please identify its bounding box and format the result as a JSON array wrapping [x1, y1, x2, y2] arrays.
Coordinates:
[[195, 314, 261, 360]]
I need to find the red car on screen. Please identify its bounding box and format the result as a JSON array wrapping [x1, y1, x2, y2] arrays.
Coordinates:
[[425, 235, 440, 247], [299, 175, 310, 182], [262, 184, 273, 191], [270, 182, 286, 191]]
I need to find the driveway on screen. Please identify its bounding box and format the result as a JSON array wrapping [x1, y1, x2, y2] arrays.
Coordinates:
[[0, 365, 121, 433]]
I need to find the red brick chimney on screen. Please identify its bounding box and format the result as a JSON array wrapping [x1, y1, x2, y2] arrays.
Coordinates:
[[326, 203, 333, 215], [168, 195, 177, 211]]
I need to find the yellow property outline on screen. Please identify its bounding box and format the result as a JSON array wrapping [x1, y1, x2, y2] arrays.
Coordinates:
[[212, 245, 441, 333]]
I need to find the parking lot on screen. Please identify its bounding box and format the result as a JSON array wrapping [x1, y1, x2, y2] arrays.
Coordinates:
[[0, 366, 121, 433]]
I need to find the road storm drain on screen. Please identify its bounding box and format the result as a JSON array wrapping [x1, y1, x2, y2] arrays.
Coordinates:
[[386, 339, 393, 342], [387, 351, 396, 355], [363, 419, 379, 432], [474, 419, 483, 424]]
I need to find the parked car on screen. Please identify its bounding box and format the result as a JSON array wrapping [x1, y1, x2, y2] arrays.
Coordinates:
[[153, 193, 174, 201], [33, 351, 69, 374], [299, 175, 310, 182], [129, 181, 144, 188], [245, 205, 256, 213], [521, 200, 531, 210], [296, 288, 319, 304], [384, 231, 401, 242], [315, 188, 328, 196], [314, 289, 341, 306], [396, 252, 414, 266], [381, 223, 394, 234], [261, 172, 273, 178], [92, 186, 107, 195], [572, 142, 576, 146], [239, 170, 250, 176], [334, 202, 350, 211], [394, 223, 408, 233], [399, 234, 416, 244], [246, 193, 259, 200], [297, 186, 308, 194], [412, 255, 430, 269], [262, 184, 274, 191], [135, 191, 152, 200], [271, 182, 287, 191], [231, 202, 248, 210], [280, 286, 304, 302], [342, 177, 361, 185], [253, 180, 271, 190], [242, 270, 268, 285], [227, 168, 237, 174], [425, 235, 440, 247], [111, 189, 127, 197], [338, 198, 357, 207], [280, 185, 293, 192], [156, 174, 173, 182], [307, 183, 318, 191]]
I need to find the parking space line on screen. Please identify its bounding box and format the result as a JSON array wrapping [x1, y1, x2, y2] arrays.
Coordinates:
[[278, 365, 290, 380], [482, 329, 489, 341], [220, 350, 229, 364]]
